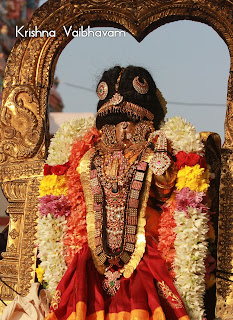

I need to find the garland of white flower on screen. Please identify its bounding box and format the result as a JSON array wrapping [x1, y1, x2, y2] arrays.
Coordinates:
[[38, 115, 210, 312], [37, 117, 95, 296], [47, 117, 96, 165], [161, 116, 204, 155], [161, 117, 209, 320], [173, 208, 209, 320], [38, 215, 68, 295]]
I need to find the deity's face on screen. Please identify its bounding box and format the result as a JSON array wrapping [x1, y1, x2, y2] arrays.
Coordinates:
[[100, 120, 154, 150], [115, 121, 136, 148]]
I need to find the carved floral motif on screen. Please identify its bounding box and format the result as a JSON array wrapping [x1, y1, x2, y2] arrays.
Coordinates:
[[8, 229, 19, 240]]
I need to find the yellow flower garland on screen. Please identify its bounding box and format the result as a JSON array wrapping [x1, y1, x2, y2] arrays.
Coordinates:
[[39, 174, 68, 197], [36, 264, 45, 283], [176, 164, 210, 193]]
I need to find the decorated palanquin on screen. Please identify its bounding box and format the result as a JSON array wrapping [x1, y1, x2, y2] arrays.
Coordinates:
[[37, 66, 216, 320]]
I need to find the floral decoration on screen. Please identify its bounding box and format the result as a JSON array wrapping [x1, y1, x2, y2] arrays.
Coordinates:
[[38, 195, 71, 218], [173, 205, 209, 320], [176, 151, 206, 170], [38, 214, 68, 295], [36, 264, 45, 284], [64, 127, 99, 266], [39, 175, 68, 197], [38, 116, 214, 318], [46, 117, 96, 166], [157, 198, 177, 277], [158, 117, 213, 320], [160, 116, 204, 155], [37, 117, 97, 296], [176, 164, 210, 193], [44, 163, 70, 176]]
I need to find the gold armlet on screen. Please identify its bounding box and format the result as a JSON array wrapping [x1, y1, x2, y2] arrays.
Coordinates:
[[155, 181, 175, 190]]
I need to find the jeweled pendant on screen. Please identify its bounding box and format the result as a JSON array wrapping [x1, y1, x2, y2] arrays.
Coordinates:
[[102, 270, 121, 296], [110, 93, 123, 105], [149, 152, 171, 175]]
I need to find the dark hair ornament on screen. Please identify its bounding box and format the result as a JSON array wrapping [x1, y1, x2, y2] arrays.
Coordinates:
[[132, 76, 149, 94], [97, 81, 108, 100]]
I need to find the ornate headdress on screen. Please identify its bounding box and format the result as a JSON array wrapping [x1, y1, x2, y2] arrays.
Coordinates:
[[96, 66, 167, 130]]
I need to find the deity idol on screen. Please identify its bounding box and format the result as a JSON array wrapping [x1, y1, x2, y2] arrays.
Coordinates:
[[40, 66, 214, 320]]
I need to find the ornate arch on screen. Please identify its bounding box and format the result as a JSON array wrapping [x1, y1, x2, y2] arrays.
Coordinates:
[[0, 0, 233, 317]]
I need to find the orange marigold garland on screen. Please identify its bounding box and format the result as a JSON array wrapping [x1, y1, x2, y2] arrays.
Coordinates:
[[64, 128, 100, 265], [157, 198, 177, 278]]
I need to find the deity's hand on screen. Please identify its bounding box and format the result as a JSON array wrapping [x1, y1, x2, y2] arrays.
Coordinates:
[[153, 162, 177, 201], [154, 162, 177, 188], [148, 132, 177, 201]]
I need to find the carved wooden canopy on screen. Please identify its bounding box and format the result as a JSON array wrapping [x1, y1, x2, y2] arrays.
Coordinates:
[[0, 0, 233, 317]]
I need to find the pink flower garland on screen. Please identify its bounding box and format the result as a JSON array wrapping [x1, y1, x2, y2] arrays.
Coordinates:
[[38, 194, 71, 218], [176, 187, 208, 214]]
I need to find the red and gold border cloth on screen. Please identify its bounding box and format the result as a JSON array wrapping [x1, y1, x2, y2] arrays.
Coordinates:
[[45, 240, 190, 320]]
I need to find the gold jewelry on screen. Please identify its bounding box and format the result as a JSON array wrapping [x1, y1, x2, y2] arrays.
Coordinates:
[[97, 101, 154, 121], [109, 92, 123, 105], [97, 81, 108, 100], [106, 68, 125, 105], [121, 121, 128, 129], [101, 121, 154, 150], [90, 148, 146, 270], [132, 76, 149, 94], [115, 68, 125, 91], [130, 121, 154, 144], [155, 181, 175, 189], [149, 130, 171, 175], [80, 148, 153, 285], [101, 124, 117, 147]]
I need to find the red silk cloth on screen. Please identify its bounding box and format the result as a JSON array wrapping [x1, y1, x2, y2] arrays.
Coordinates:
[[45, 240, 190, 320]]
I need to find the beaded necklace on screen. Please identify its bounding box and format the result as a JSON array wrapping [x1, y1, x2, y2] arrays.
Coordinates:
[[80, 145, 154, 296], [94, 149, 140, 253], [88, 143, 150, 295], [81, 121, 156, 296]]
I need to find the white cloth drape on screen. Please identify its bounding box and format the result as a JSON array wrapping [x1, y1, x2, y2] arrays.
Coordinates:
[[0, 283, 50, 320]]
